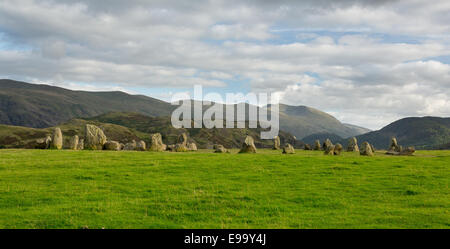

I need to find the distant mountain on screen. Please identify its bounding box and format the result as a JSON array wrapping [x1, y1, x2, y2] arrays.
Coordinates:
[[353, 117, 450, 150], [0, 79, 174, 128], [0, 79, 368, 138], [301, 133, 343, 145], [270, 104, 368, 139], [343, 123, 371, 135]]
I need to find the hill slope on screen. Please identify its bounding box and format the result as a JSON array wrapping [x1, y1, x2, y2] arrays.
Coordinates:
[[0, 79, 174, 128], [353, 117, 450, 150], [0, 79, 368, 138], [0, 112, 299, 149], [87, 112, 300, 149], [301, 133, 344, 145], [268, 104, 367, 139]]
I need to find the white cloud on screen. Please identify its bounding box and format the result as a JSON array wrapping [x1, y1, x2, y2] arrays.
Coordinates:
[[0, 0, 450, 129]]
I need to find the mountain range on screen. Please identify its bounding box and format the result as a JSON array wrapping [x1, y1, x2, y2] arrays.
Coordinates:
[[1, 79, 449, 150], [0, 79, 369, 139]]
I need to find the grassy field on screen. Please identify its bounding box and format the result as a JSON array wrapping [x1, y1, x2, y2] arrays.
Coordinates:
[[0, 149, 448, 229]]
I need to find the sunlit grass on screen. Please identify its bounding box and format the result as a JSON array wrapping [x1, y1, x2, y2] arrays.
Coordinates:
[[0, 149, 448, 228]]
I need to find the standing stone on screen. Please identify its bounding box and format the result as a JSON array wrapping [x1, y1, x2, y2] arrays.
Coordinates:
[[323, 139, 333, 151], [104, 141, 121, 151], [69, 135, 79, 150], [347, 137, 359, 152], [178, 133, 188, 146], [50, 127, 63, 150], [360, 142, 374, 156], [239, 136, 257, 153], [136, 141, 146, 151], [370, 144, 376, 153], [334, 143, 343, 155], [282, 144, 295, 154], [214, 144, 228, 153], [149, 133, 166, 152], [187, 142, 198, 151], [388, 137, 401, 152], [77, 139, 84, 150], [36, 135, 52, 149], [123, 140, 137, 151], [273, 136, 281, 150], [84, 124, 107, 150], [324, 145, 335, 155], [304, 144, 312, 150], [313, 140, 321, 150]]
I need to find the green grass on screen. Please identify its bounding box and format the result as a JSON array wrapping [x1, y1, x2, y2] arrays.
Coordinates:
[[0, 149, 448, 229]]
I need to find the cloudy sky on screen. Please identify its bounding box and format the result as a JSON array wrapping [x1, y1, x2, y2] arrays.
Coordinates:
[[1, 0, 450, 129]]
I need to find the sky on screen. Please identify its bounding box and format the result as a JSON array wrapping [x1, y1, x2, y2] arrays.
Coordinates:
[[0, 0, 449, 130]]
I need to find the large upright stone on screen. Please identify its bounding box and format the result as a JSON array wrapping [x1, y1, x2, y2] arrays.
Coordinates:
[[388, 137, 401, 152], [50, 127, 63, 150], [69, 135, 79, 150], [347, 137, 359, 152], [304, 144, 312, 150], [77, 139, 84, 150], [104, 141, 121, 151], [360, 142, 374, 156], [273, 136, 281, 150], [324, 144, 335, 155], [282, 144, 295, 154], [136, 141, 146, 151], [239, 136, 257, 153], [178, 133, 188, 146], [323, 139, 333, 151], [313, 140, 321, 150], [84, 124, 107, 150], [334, 143, 343, 155], [36, 135, 52, 149], [149, 133, 166, 152]]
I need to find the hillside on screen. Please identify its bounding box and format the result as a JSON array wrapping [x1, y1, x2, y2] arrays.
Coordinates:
[[301, 133, 343, 145], [353, 117, 450, 150], [86, 112, 300, 149], [268, 104, 367, 139], [0, 119, 141, 149], [0, 112, 300, 149], [343, 123, 371, 135], [0, 79, 368, 138], [0, 79, 174, 128]]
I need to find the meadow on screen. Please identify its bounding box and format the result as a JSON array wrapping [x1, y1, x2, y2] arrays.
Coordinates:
[[0, 149, 448, 229]]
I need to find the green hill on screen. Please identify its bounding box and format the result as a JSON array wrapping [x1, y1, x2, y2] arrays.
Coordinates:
[[266, 104, 368, 139], [301, 133, 343, 145], [0, 79, 174, 128], [86, 112, 300, 149], [353, 117, 450, 150], [0, 112, 299, 149], [0, 79, 368, 139], [0, 119, 141, 149]]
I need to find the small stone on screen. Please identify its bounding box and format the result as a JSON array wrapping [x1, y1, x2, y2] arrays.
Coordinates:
[[282, 144, 295, 154]]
